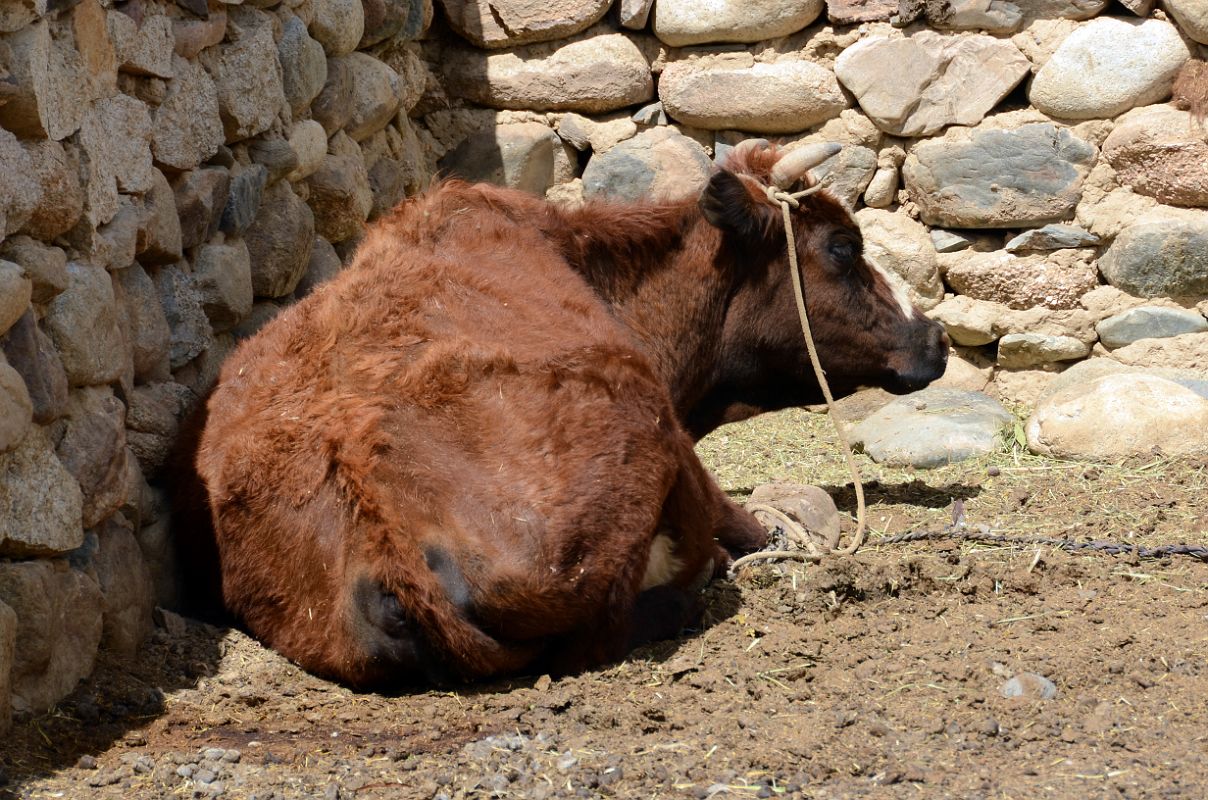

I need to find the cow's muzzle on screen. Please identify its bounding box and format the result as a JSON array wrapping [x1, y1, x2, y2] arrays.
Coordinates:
[[886, 319, 949, 394]]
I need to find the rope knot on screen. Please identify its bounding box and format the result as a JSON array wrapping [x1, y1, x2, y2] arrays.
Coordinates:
[[764, 181, 827, 211], [765, 184, 799, 209]]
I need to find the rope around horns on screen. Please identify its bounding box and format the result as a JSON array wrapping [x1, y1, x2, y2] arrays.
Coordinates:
[[729, 183, 868, 574]]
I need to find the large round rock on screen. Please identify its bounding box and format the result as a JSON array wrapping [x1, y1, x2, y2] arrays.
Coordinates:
[[443, 31, 653, 114], [437, 0, 611, 48], [658, 57, 846, 134], [1027, 373, 1208, 460], [1098, 219, 1208, 299], [652, 0, 823, 47], [1029, 18, 1190, 120], [582, 128, 711, 203], [849, 388, 1014, 468]]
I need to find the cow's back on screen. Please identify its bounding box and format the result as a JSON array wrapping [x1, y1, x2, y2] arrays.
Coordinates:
[[197, 185, 705, 682]]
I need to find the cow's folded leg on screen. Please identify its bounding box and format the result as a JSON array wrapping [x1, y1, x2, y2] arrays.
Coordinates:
[[713, 496, 769, 557], [666, 434, 768, 557]]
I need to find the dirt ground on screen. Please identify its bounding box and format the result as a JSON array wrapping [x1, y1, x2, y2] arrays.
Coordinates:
[[3, 407, 1207, 800]]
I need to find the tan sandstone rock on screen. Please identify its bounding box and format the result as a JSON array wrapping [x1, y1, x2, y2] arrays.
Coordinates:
[[855, 208, 943, 310], [941, 249, 1098, 310], [1105, 332, 1208, 372], [0, 426, 84, 558], [443, 29, 653, 114], [438, 0, 610, 49], [0, 559, 103, 714], [1027, 373, 1208, 459], [1166, 0, 1208, 44], [652, 0, 824, 47], [659, 56, 846, 134], [1103, 105, 1208, 208], [834, 32, 1028, 137]]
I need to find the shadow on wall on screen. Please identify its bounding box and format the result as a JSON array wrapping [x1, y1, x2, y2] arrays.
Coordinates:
[[0, 386, 230, 791]]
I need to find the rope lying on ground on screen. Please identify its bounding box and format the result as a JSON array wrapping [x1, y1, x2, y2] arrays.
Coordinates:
[[741, 498, 1208, 569], [877, 527, 1208, 562]]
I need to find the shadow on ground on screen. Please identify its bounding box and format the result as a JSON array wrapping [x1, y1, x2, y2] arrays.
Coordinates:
[[0, 615, 229, 797], [824, 479, 983, 516]]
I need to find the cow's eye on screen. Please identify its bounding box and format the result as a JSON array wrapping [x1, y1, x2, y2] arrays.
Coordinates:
[[827, 238, 858, 267]]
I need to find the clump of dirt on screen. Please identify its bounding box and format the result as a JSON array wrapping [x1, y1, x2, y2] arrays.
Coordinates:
[[3, 408, 1207, 799]]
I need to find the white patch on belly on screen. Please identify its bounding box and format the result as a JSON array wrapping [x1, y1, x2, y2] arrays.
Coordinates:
[[641, 532, 684, 590], [867, 259, 915, 320]]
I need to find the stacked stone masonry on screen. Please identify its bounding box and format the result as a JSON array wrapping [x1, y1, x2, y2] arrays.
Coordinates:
[[1, 0, 1207, 727]]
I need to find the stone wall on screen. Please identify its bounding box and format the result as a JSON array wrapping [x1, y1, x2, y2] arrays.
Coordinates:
[[429, 0, 1208, 405], [2, 0, 1208, 730], [0, 0, 434, 731]]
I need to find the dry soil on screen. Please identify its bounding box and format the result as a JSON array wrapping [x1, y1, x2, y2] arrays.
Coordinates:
[[3, 407, 1207, 800]]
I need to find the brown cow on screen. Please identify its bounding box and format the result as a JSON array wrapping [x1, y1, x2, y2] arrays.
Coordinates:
[[193, 142, 948, 686]]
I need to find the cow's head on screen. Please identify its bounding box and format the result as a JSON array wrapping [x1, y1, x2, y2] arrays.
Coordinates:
[[692, 140, 948, 433]]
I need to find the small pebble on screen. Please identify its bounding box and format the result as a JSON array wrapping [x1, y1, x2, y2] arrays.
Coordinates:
[[598, 766, 622, 787], [1000, 672, 1058, 700], [194, 768, 217, 784], [987, 466, 1001, 477], [1129, 671, 1154, 689], [76, 755, 98, 770], [177, 765, 196, 779], [867, 721, 891, 737]]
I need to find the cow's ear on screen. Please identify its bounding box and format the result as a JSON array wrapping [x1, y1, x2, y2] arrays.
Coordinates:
[[699, 170, 776, 242]]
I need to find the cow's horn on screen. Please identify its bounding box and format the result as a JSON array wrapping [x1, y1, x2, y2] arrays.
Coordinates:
[[770, 142, 842, 188], [729, 137, 769, 164]]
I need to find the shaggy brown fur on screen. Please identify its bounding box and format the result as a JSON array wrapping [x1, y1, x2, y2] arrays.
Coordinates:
[[194, 144, 948, 686]]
